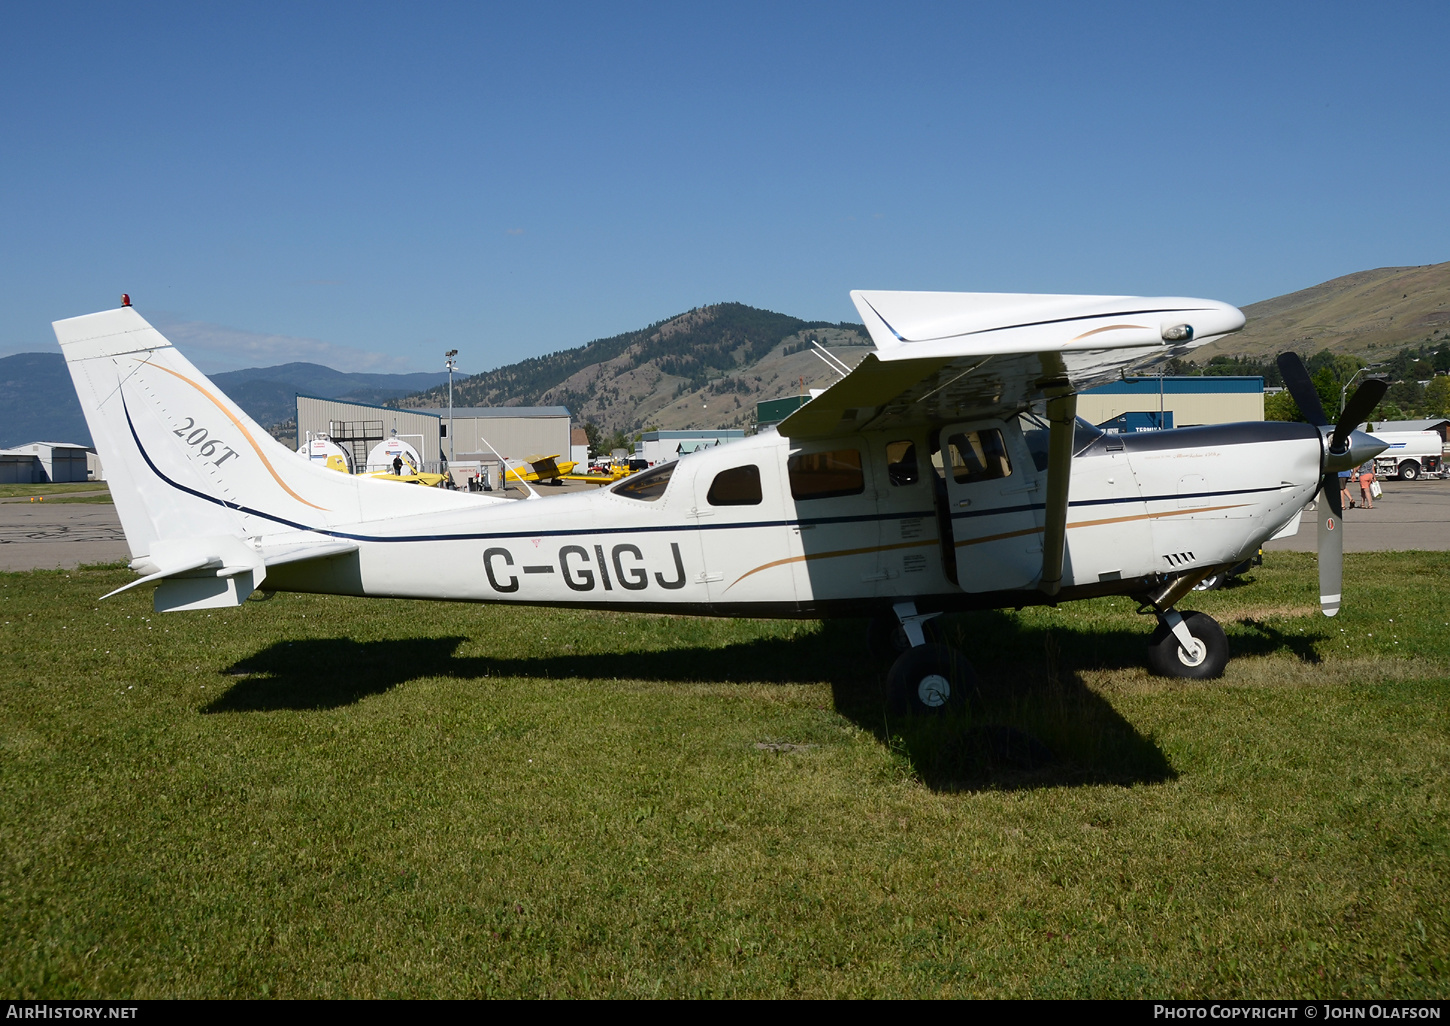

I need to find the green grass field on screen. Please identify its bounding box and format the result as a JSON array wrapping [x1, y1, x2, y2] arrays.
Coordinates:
[[1, 553, 1446, 998], [0, 483, 111, 504]]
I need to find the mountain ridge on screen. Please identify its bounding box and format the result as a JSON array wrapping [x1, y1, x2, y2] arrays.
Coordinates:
[[398, 302, 873, 433], [0, 355, 449, 448]]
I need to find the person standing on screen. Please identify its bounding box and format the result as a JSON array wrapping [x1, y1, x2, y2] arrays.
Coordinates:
[[1359, 461, 1376, 509], [1340, 468, 1353, 510]]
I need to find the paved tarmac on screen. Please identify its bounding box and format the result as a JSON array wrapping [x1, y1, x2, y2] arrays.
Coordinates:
[[0, 479, 611, 572], [1263, 477, 1450, 552], [1, 477, 1445, 572], [0, 501, 131, 571]]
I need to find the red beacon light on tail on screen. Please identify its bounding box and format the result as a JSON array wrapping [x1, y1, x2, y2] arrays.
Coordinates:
[[121, 294, 131, 307]]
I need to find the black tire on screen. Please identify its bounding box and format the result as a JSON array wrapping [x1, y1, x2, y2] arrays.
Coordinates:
[[1147, 611, 1229, 679], [1400, 461, 1419, 481], [887, 643, 974, 714], [867, 612, 942, 661], [1192, 571, 1226, 592]]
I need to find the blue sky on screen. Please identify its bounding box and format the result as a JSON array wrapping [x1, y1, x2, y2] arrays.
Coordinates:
[[3, 1, 1446, 373]]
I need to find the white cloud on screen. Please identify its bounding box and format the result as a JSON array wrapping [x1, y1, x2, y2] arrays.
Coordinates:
[[148, 313, 421, 375]]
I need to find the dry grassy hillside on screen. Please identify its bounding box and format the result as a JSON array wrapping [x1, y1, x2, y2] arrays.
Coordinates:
[[553, 326, 872, 433], [404, 304, 873, 434], [1196, 260, 1450, 361]]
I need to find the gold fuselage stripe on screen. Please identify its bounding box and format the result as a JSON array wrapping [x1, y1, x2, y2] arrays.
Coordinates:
[[725, 503, 1249, 590], [143, 360, 329, 511]]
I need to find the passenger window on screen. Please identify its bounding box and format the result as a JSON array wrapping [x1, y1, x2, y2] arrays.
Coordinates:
[[788, 449, 864, 500], [946, 430, 1012, 484], [707, 465, 762, 506], [885, 440, 918, 485], [612, 462, 675, 501]]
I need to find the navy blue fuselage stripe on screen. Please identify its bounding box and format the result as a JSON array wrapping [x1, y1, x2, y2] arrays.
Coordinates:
[[123, 395, 1286, 547], [123, 395, 321, 533], [860, 295, 1206, 344]]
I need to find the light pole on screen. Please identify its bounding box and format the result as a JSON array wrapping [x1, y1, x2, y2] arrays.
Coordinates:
[[445, 349, 458, 464], [1340, 367, 1371, 419]]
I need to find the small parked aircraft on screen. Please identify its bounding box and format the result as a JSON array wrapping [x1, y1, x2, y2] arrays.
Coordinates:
[[55, 291, 1386, 712], [503, 454, 579, 486]]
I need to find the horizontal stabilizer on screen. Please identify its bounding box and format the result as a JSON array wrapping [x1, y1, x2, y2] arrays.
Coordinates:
[[256, 535, 360, 567], [102, 533, 357, 609], [98, 555, 218, 601]]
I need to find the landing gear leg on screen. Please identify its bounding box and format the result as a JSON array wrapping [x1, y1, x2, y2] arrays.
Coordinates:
[[867, 601, 941, 660], [1148, 609, 1229, 679], [884, 602, 974, 714]]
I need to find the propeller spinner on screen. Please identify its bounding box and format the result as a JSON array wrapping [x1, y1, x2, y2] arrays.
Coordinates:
[[1275, 353, 1389, 616]]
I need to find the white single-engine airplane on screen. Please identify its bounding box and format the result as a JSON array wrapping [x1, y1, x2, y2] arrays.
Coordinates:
[[56, 291, 1387, 713]]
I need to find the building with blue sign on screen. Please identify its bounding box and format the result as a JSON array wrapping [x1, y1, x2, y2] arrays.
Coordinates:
[[1078, 376, 1263, 431]]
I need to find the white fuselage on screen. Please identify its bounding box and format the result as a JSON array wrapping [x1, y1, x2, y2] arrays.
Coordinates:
[[266, 418, 1323, 616]]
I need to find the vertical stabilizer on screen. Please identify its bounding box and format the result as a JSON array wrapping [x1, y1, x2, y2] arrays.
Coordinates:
[[54, 305, 485, 609]]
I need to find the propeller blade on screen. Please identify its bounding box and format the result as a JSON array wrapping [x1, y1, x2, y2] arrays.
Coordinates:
[[1318, 479, 1343, 617], [1277, 352, 1329, 426], [1331, 378, 1388, 453], [1322, 472, 1343, 519]]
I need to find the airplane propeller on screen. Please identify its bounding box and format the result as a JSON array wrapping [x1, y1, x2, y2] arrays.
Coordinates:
[[1275, 353, 1388, 616]]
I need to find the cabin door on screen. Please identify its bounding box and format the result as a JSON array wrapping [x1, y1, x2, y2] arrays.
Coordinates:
[[940, 421, 1044, 593]]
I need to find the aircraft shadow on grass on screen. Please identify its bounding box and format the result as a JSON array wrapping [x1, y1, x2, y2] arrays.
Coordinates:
[[208, 609, 1328, 793]]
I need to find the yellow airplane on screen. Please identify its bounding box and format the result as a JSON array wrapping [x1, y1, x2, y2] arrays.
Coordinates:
[[504, 454, 579, 486], [366, 469, 450, 487], [560, 462, 632, 485], [364, 451, 450, 488]]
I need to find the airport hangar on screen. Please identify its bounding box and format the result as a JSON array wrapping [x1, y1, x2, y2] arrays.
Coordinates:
[[756, 376, 1265, 435], [0, 441, 93, 484], [295, 395, 572, 485]]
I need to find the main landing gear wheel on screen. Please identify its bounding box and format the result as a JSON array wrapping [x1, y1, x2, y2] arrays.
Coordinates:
[[1147, 611, 1229, 679], [888, 643, 974, 715]]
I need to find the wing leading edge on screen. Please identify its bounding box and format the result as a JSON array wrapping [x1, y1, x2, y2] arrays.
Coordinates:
[[777, 291, 1244, 438]]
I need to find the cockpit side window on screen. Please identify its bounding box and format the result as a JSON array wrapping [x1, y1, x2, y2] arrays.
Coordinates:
[[612, 462, 675, 501], [707, 465, 762, 506], [885, 440, 919, 485]]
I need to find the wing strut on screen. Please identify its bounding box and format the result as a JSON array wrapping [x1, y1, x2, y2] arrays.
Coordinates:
[[1038, 388, 1077, 596]]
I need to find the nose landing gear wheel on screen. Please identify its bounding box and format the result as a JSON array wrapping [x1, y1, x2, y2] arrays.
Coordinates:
[[887, 643, 974, 714], [1147, 610, 1229, 679]]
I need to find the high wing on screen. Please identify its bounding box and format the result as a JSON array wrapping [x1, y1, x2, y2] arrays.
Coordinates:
[[526, 455, 563, 478], [779, 290, 1246, 597], [778, 291, 1245, 438]]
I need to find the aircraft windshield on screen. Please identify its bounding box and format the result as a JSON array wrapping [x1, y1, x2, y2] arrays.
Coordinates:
[[612, 462, 675, 501], [1018, 412, 1106, 462]]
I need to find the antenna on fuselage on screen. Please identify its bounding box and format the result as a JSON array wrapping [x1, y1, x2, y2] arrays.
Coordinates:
[[477, 431, 541, 500]]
